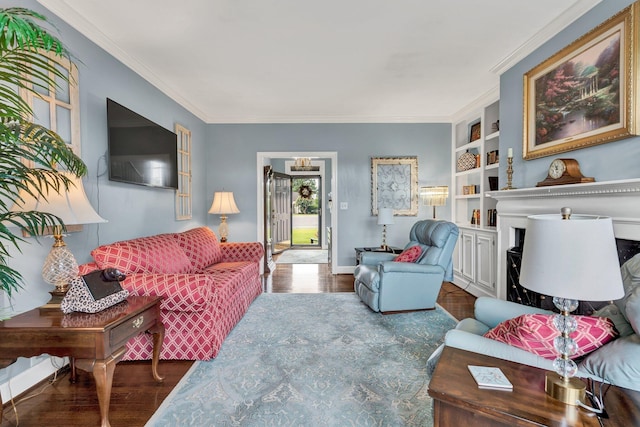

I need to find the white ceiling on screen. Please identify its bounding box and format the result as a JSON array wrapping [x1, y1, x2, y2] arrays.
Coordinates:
[[38, 0, 601, 124]]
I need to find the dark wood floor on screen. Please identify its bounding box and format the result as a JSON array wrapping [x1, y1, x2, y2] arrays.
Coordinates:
[[0, 261, 475, 427]]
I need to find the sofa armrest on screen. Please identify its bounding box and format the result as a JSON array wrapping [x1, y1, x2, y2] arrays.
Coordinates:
[[123, 273, 215, 312], [475, 296, 553, 328], [220, 242, 264, 263]]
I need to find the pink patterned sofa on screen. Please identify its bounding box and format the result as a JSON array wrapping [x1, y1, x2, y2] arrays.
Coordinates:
[[79, 227, 263, 361]]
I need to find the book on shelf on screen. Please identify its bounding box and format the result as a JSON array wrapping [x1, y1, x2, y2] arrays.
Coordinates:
[[467, 365, 513, 390]]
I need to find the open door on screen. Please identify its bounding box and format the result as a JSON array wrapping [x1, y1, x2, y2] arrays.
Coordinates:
[[271, 171, 292, 254]]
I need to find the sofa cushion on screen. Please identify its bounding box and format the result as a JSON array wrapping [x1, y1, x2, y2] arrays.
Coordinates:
[[484, 314, 618, 360], [172, 227, 223, 271], [616, 253, 640, 335], [581, 334, 640, 392], [92, 234, 192, 274], [394, 245, 422, 263]]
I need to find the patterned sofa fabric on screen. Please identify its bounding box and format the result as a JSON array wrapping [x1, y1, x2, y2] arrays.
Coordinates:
[[80, 227, 264, 361]]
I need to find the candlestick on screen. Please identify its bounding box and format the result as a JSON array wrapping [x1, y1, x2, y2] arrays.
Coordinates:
[[507, 147, 513, 158], [501, 156, 516, 190]]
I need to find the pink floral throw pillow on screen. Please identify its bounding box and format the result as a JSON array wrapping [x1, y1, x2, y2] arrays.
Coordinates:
[[484, 314, 618, 359], [393, 245, 422, 263]]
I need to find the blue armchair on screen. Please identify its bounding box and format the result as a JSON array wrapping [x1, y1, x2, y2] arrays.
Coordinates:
[[353, 219, 459, 313]]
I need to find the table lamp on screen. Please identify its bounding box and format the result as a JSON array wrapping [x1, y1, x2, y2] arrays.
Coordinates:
[[377, 208, 394, 250], [420, 186, 449, 219], [10, 172, 107, 299], [208, 191, 240, 242], [519, 207, 624, 406]]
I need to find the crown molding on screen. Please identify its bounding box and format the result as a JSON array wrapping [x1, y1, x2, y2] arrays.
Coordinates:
[[490, 0, 602, 75], [37, 0, 210, 123], [450, 86, 499, 123], [203, 113, 452, 124]]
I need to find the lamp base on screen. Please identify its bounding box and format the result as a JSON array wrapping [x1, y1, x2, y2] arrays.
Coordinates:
[[544, 371, 585, 406], [40, 289, 67, 310]]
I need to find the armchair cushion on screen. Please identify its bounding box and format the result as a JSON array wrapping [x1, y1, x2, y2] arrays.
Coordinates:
[[484, 314, 618, 359], [393, 245, 422, 263], [581, 334, 640, 391]]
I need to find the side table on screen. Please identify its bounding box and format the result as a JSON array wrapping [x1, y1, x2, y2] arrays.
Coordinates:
[[355, 246, 403, 265], [0, 295, 165, 427], [428, 346, 640, 426]]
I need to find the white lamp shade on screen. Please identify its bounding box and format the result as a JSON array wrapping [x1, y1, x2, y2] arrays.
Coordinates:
[[208, 192, 240, 215], [10, 172, 107, 225], [519, 213, 624, 301], [377, 208, 394, 225]]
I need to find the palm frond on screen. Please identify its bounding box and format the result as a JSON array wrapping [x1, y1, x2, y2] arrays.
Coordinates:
[[0, 7, 85, 298]]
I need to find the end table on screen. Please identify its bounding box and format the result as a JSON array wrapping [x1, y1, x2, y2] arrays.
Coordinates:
[[0, 296, 165, 427], [428, 346, 640, 426]]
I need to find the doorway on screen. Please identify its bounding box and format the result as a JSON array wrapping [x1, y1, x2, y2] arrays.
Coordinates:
[[291, 176, 321, 248], [257, 152, 338, 274]]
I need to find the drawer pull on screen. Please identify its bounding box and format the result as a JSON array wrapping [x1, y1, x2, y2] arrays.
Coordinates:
[[132, 316, 144, 328]]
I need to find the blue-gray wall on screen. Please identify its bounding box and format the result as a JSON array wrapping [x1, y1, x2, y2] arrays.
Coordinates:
[[9, 0, 637, 314], [2, 0, 208, 313], [206, 124, 452, 267], [499, 0, 640, 187]]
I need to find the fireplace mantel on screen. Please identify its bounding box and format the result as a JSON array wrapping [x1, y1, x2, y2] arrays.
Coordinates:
[[486, 178, 640, 300]]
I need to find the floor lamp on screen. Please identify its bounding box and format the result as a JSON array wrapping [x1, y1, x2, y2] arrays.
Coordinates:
[[420, 186, 448, 219], [519, 207, 623, 407]]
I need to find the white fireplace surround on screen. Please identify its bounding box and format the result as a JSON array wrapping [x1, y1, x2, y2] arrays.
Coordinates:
[[488, 178, 640, 301]]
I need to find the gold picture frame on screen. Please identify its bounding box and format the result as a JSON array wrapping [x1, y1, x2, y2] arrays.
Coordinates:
[[371, 156, 418, 216], [523, 2, 639, 160]]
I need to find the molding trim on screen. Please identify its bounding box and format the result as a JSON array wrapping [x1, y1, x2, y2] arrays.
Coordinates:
[[490, 0, 603, 75], [487, 178, 640, 200]]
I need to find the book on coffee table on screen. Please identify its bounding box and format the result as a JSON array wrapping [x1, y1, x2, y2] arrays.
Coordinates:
[[467, 365, 513, 390]]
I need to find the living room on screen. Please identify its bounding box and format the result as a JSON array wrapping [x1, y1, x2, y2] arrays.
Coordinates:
[[1, 0, 640, 425]]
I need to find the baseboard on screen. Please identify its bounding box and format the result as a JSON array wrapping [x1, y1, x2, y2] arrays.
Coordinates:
[[334, 265, 355, 275], [0, 356, 68, 404]]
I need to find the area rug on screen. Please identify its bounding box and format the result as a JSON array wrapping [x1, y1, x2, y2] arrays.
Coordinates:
[[275, 249, 328, 264], [146, 293, 457, 427]]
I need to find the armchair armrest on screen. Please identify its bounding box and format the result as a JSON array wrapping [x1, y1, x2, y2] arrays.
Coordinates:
[[379, 261, 444, 275], [220, 242, 264, 263], [474, 296, 552, 328], [360, 251, 396, 265], [444, 329, 558, 371], [123, 273, 214, 312]]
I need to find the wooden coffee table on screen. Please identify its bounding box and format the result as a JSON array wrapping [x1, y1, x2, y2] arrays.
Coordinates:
[[428, 346, 640, 426], [0, 295, 165, 427]]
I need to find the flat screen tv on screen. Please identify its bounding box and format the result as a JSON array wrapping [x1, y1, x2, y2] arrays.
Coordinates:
[[107, 98, 178, 189]]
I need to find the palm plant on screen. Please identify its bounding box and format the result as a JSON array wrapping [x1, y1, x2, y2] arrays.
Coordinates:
[[0, 8, 87, 298]]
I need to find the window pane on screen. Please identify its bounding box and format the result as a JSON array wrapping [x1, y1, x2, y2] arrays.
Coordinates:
[[55, 63, 70, 103], [33, 98, 50, 128], [56, 106, 71, 143]]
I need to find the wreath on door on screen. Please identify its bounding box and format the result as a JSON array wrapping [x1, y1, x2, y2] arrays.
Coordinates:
[[298, 185, 313, 199]]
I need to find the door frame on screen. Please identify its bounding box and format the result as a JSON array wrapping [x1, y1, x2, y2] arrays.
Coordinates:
[[257, 151, 338, 274]]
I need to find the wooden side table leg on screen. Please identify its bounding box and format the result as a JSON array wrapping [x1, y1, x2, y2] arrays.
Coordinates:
[[75, 347, 126, 427], [148, 321, 165, 382]]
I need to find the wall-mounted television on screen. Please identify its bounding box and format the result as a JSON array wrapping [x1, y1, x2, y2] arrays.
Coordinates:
[[106, 98, 178, 189]]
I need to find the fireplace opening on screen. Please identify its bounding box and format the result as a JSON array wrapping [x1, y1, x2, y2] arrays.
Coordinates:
[[506, 233, 640, 315]]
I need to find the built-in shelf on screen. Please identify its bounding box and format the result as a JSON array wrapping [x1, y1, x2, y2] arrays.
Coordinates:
[[485, 163, 499, 170], [455, 140, 482, 152], [485, 131, 500, 141], [455, 167, 481, 177]]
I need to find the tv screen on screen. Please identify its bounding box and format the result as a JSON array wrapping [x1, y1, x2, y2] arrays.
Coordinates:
[[107, 98, 178, 189]]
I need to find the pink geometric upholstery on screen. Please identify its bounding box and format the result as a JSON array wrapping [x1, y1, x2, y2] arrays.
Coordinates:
[[484, 313, 618, 360], [172, 226, 223, 271], [80, 227, 264, 361], [91, 233, 192, 274]]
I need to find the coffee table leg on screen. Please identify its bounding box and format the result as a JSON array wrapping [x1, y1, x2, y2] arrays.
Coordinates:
[[75, 346, 126, 427], [148, 321, 165, 382]]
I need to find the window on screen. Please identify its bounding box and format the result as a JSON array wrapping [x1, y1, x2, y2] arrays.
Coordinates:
[[175, 124, 192, 220], [19, 52, 80, 157]]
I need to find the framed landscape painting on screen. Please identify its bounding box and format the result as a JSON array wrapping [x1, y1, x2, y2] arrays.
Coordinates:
[[523, 3, 639, 160], [371, 156, 418, 216]]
